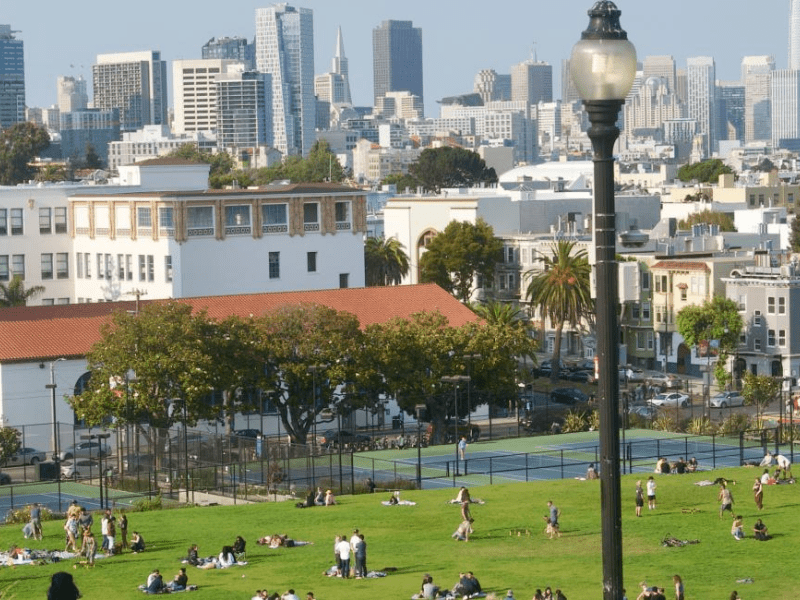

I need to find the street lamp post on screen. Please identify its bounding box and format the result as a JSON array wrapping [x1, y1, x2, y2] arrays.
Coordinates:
[[46, 358, 66, 466], [442, 375, 470, 475], [570, 3, 636, 599], [307, 365, 326, 490], [415, 404, 426, 489]]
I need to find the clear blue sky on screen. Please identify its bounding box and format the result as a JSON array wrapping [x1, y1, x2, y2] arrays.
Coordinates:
[[2, 0, 790, 117]]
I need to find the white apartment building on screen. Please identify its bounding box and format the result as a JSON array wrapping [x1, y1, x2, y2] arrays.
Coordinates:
[[172, 58, 242, 135], [0, 158, 366, 305], [107, 125, 216, 170]]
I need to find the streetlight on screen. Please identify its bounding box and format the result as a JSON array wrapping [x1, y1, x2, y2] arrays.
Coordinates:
[[415, 404, 426, 489], [81, 432, 111, 509], [46, 358, 67, 467], [442, 375, 470, 475], [307, 364, 326, 490], [570, 3, 636, 599]]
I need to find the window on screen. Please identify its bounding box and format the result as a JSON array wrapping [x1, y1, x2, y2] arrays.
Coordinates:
[[680, 288, 687, 301], [137, 207, 152, 229], [262, 204, 288, 233], [159, 207, 174, 232], [39, 208, 52, 234], [0, 209, 6, 235], [0, 256, 8, 281], [307, 252, 317, 272], [647, 331, 654, 350], [117, 254, 125, 280], [637, 331, 646, 350], [508, 273, 515, 290], [749, 194, 755, 206], [165, 256, 173, 282], [737, 295, 746, 311], [779, 329, 786, 346], [76, 253, 83, 279], [57, 298, 69, 305], [768, 297, 776, 314], [41, 254, 53, 279], [11, 255, 24, 279], [779, 297, 786, 315], [789, 193, 795, 204], [42, 298, 54, 306], [10, 208, 23, 235], [147, 255, 154, 282], [105, 254, 112, 279], [225, 205, 250, 233], [97, 254, 104, 279], [334, 201, 351, 230], [339, 273, 349, 288], [54, 207, 67, 233], [655, 275, 668, 293], [84, 253, 91, 279], [632, 304, 640, 319], [268, 252, 280, 279], [125, 255, 132, 280], [641, 271, 650, 291], [187, 206, 214, 236], [138, 255, 146, 281], [642, 302, 651, 321], [303, 202, 319, 231], [768, 329, 776, 347], [754, 314, 762, 327], [754, 338, 762, 351]]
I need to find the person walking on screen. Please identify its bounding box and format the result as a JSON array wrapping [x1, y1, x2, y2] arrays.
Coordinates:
[[719, 482, 734, 518], [546, 501, 560, 529], [752, 478, 763, 510], [635, 481, 644, 517]]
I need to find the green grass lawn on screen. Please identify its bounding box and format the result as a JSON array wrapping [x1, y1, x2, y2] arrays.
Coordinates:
[[0, 463, 795, 599]]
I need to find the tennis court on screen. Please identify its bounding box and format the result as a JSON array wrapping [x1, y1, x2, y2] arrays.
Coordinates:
[[0, 481, 154, 519]]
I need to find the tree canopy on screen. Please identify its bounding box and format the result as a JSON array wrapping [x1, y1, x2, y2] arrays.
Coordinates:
[[0, 122, 51, 185], [365, 236, 410, 286], [419, 218, 503, 302], [741, 372, 780, 425], [678, 209, 736, 232], [409, 147, 497, 193], [791, 215, 800, 253], [0, 427, 20, 463], [677, 159, 733, 184], [253, 140, 345, 186], [168, 144, 238, 189], [0, 276, 45, 308]]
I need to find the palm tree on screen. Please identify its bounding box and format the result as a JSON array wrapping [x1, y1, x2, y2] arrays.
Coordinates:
[[0, 276, 45, 307], [364, 236, 410, 286], [525, 241, 592, 381], [471, 300, 525, 326]]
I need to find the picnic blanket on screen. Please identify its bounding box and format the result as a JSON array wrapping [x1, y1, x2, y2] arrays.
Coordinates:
[[382, 500, 417, 506]]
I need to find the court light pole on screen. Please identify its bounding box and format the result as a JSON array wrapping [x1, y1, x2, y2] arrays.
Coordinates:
[[442, 375, 470, 475], [46, 358, 66, 469], [415, 404, 426, 489], [570, 3, 637, 599]]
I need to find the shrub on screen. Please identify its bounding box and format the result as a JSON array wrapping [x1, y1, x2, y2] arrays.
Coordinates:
[[4, 504, 54, 525], [718, 413, 751, 436], [651, 414, 676, 432], [686, 417, 715, 435], [132, 493, 163, 512], [562, 410, 588, 433]]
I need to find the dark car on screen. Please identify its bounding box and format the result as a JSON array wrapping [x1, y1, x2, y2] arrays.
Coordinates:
[[317, 429, 371, 448], [0, 472, 10, 485], [566, 370, 596, 384], [550, 388, 590, 405], [233, 429, 261, 439]]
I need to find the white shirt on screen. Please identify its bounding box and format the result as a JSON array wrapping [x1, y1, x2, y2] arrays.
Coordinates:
[[761, 472, 771, 484], [646, 480, 656, 495], [335, 539, 351, 560], [350, 534, 360, 550], [776, 454, 791, 469]]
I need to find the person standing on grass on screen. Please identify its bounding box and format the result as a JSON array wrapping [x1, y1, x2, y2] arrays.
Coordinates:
[[458, 436, 468, 461], [547, 500, 560, 529], [635, 481, 644, 517], [672, 575, 684, 600], [752, 478, 763, 510], [335, 534, 351, 578], [646, 476, 657, 510], [30, 503, 42, 540], [719, 482, 734, 518], [118, 512, 128, 549]]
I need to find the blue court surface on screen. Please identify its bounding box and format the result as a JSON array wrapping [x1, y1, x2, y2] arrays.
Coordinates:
[[0, 482, 148, 520]]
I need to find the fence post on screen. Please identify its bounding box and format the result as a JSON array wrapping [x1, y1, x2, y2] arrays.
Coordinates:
[[560, 449, 565, 479], [525, 452, 529, 482], [350, 450, 355, 493], [489, 456, 493, 485]]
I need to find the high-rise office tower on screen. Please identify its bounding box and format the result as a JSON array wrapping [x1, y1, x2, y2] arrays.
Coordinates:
[[642, 56, 676, 93], [560, 60, 580, 104], [742, 55, 775, 143], [173, 59, 241, 135], [474, 69, 511, 104], [202, 36, 255, 71], [331, 26, 352, 105], [0, 25, 25, 129], [57, 76, 88, 113], [216, 67, 273, 150], [255, 4, 315, 157], [92, 51, 168, 132], [790, 1, 800, 70], [372, 20, 423, 105], [717, 81, 745, 142], [511, 60, 553, 106], [687, 56, 717, 157], [771, 69, 800, 149]]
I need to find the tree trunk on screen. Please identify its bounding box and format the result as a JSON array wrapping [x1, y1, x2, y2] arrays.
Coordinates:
[[549, 321, 565, 383]]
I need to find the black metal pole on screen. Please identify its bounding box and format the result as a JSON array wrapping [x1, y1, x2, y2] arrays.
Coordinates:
[[586, 98, 624, 600]]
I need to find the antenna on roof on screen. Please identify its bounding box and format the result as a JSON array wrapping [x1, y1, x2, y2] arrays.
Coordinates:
[[530, 41, 538, 63], [124, 289, 148, 314]]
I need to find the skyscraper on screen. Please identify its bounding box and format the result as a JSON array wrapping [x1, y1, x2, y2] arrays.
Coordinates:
[[511, 60, 553, 106], [202, 36, 255, 71], [216, 68, 273, 150], [173, 59, 241, 135], [92, 51, 168, 132], [0, 25, 25, 129], [790, 0, 800, 70], [57, 76, 88, 113], [642, 56, 676, 93], [331, 26, 352, 105], [687, 56, 717, 158], [771, 69, 800, 149], [372, 20, 423, 105], [255, 4, 315, 157], [474, 69, 511, 104], [742, 55, 774, 143]]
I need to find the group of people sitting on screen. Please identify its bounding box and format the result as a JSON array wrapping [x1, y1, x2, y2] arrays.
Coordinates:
[[759, 452, 794, 481], [183, 536, 246, 569], [654, 456, 697, 474], [532, 588, 567, 600], [141, 567, 189, 594], [731, 514, 770, 541], [412, 572, 483, 599], [298, 488, 337, 508], [250, 590, 315, 600]]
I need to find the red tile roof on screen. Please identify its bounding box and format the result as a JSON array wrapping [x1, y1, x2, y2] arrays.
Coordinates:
[[0, 284, 477, 363], [651, 261, 710, 272]]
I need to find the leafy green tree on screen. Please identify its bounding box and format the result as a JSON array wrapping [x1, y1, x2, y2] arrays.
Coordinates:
[[70, 302, 223, 463], [381, 172, 419, 192], [0, 122, 51, 185], [790, 215, 800, 252], [0, 276, 45, 307], [0, 427, 21, 463], [168, 144, 237, 189], [419, 218, 503, 302], [35, 164, 69, 183], [678, 209, 736, 232], [365, 237, 410, 286], [253, 140, 345, 185], [741, 372, 780, 425], [84, 144, 103, 169], [677, 159, 733, 183], [409, 147, 497, 193], [470, 301, 526, 326], [251, 304, 364, 445], [676, 296, 743, 388], [525, 241, 592, 381]]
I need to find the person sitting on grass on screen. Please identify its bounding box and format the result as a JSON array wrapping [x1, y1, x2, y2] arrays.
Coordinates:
[[166, 567, 189, 591], [687, 457, 698, 472], [731, 515, 745, 540], [413, 574, 440, 600], [131, 531, 145, 553], [586, 463, 599, 480], [185, 544, 200, 565], [753, 518, 770, 541], [452, 518, 474, 542], [145, 569, 167, 594]]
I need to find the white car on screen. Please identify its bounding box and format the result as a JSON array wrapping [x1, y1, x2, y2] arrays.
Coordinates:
[[643, 371, 682, 389], [649, 392, 691, 408], [709, 391, 745, 408], [60, 459, 101, 480], [58, 440, 110, 462]]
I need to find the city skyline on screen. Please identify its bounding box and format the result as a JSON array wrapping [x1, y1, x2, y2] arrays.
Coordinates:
[[1, 0, 793, 118]]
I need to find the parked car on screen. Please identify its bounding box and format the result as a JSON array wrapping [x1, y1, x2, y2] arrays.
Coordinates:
[[550, 388, 589, 405], [709, 391, 745, 409], [122, 453, 155, 473], [1, 447, 47, 467], [318, 429, 371, 448], [627, 404, 659, 419], [61, 459, 101, 480], [58, 440, 110, 462], [643, 371, 682, 390], [566, 370, 596, 384], [648, 392, 691, 408], [233, 429, 261, 439]]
